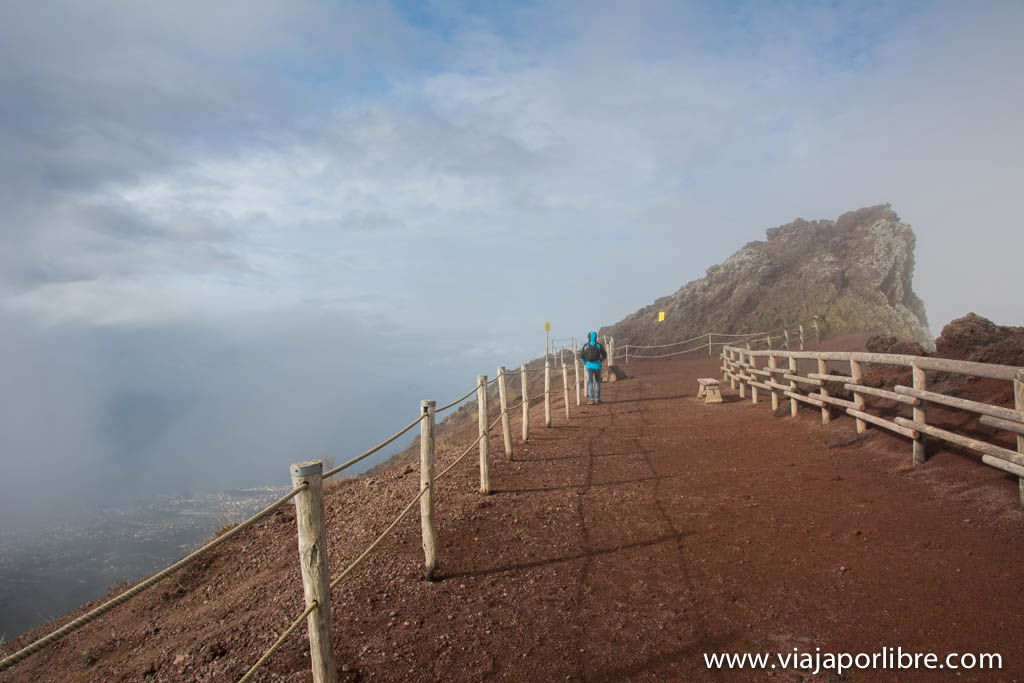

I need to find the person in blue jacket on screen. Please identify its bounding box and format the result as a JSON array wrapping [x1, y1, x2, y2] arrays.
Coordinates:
[[578, 331, 608, 404]]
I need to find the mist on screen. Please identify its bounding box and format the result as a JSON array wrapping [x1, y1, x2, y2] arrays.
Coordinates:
[[2, 0, 1024, 533], [0, 310, 501, 529]]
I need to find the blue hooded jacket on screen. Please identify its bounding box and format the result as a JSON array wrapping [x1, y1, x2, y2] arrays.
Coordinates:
[[580, 331, 606, 370]]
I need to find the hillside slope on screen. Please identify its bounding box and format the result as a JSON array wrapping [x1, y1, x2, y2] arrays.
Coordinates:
[[602, 204, 932, 349]]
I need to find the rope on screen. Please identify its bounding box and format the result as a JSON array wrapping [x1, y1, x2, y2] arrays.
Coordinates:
[[436, 412, 503, 481], [323, 414, 426, 480], [626, 344, 708, 360], [329, 484, 429, 590], [0, 484, 307, 672], [708, 331, 769, 338], [487, 376, 500, 386], [237, 600, 319, 683], [436, 385, 479, 413], [623, 332, 708, 350], [622, 317, 819, 351]]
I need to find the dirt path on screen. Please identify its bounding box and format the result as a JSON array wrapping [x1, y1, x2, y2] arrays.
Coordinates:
[[405, 356, 1024, 681], [4, 355, 1023, 681]]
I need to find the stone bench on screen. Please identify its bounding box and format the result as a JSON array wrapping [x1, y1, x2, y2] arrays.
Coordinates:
[[697, 378, 723, 404]]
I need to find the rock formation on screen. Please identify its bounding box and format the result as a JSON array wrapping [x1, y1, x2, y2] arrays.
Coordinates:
[[602, 204, 932, 349], [933, 313, 1024, 367]]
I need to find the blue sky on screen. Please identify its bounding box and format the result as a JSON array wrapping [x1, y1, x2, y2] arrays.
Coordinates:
[[2, 0, 1022, 527]]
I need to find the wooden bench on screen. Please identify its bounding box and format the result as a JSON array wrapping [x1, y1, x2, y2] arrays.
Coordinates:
[[697, 378, 723, 404]]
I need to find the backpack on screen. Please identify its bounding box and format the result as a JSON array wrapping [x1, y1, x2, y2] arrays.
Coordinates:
[[580, 343, 603, 363]]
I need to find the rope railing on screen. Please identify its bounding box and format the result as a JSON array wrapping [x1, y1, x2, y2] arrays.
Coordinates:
[[235, 361, 547, 680], [615, 315, 824, 359], [328, 484, 430, 590], [6, 337, 612, 678], [709, 331, 771, 338], [624, 332, 715, 350], [0, 484, 307, 673], [322, 414, 426, 480], [437, 384, 479, 413], [437, 413, 503, 481], [238, 600, 320, 683], [628, 342, 711, 359]]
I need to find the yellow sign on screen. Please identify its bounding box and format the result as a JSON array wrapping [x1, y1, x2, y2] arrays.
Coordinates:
[[545, 321, 551, 331], [658, 311, 665, 322]]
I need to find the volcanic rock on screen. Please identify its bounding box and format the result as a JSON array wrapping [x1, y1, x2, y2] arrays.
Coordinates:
[[603, 204, 932, 349], [933, 313, 1024, 366]]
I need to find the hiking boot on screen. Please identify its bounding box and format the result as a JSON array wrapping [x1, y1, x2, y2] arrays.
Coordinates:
[[587, 399, 595, 405]]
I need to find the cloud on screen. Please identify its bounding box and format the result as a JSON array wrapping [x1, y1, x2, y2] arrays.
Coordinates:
[[1, 0, 1023, 530]]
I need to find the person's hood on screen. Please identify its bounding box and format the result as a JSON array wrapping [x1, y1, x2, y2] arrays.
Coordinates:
[[588, 331, 598, 344]]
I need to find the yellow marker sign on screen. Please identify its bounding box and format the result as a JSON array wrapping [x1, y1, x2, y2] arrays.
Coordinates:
[[545, 321, 551, 331], [658, 311, 665, 322]]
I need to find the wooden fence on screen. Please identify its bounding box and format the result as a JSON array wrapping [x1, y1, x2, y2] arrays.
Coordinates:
[[721, 345, 1024, 508], [0, 359, 586, 682]]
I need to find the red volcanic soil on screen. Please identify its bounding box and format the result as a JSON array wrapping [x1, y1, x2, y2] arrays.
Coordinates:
[[3, 352, 1024, 682]]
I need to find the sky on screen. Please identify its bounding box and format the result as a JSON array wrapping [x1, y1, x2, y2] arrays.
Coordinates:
[[2, 0, 1023, 528]]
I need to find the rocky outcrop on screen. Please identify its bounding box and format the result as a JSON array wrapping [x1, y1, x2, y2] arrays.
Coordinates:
[[933, 313, 1024, 366], [603, 204, 932, 349], [865, 334, 926, 357]]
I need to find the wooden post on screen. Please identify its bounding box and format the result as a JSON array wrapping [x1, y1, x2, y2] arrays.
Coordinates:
[[768, 354, 779, 411], [520, 365, 529, 443], [850, 360, 866, 433], [738, 351, 747, 399], [1016, 370, 1024, 506], [559, 347, 564, 368], [749, 353, 758, 404], [729, 350, 737, 390], [799, 324, 805, 351], [625, 344, 629, 364], [544, 361, 552, 428], [784, 328, 790, 350], [766, 334, 773, 350], [788, 356, 799, 417], [912, 365, 927, 466], [477, 375, 490, 494], [562, 365, 570, 419], [289, 460, 337, 683], [708, 332, 712, 357], [420, 400, 438, 580], [813, 316, 821, 343], [817, 358, 831, 425], [574, 356, 581, 406], [497, 366, 513, 460]]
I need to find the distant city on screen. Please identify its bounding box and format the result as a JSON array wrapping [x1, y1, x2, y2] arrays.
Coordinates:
[[0, 487, 289, 641]]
